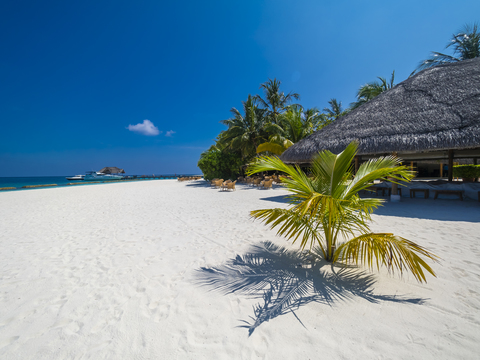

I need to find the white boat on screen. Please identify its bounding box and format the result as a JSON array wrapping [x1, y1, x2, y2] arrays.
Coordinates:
[[83, 171, 124, 181], [66, 175, 85, 181]]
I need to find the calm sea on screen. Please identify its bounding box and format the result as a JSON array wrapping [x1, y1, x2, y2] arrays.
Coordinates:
[[0, 176, 73, 189], [0, 175, 183, 191]]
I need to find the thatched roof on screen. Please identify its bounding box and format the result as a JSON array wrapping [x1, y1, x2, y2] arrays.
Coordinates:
[[281, 58, 480, 163], [99, 167, 125, 174]]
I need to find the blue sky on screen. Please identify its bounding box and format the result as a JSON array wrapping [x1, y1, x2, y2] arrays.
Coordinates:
[[1, 0, 479, 176]]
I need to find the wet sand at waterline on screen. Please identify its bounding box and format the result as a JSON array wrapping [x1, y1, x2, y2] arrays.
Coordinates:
[[0, 180, 479, 359]]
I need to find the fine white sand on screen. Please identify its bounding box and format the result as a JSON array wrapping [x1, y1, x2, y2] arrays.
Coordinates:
[[0, 180, 479, 359]]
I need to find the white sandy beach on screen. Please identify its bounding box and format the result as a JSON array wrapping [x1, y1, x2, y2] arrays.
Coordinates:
[[1, 180, 480, 359]]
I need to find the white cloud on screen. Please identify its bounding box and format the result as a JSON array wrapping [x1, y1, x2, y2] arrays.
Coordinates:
[[165, 130, 176, 137], [127, 120, 160, 136]]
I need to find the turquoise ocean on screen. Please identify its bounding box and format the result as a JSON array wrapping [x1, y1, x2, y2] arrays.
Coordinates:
[[1, 176, 75, 189], [0, 175, 182, 191]]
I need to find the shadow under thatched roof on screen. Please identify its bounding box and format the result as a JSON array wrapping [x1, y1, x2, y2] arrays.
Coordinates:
[[281, 58, 480, 163]]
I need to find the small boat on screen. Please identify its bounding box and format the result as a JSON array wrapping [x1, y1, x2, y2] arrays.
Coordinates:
[[66, 175, 85, 181], [83, 171, 124, 181]]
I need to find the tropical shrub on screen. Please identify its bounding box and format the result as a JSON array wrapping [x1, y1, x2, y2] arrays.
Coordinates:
[[452, 165, 480, 180], [247, 142, 438, 283], [197, 150, 244, 181]]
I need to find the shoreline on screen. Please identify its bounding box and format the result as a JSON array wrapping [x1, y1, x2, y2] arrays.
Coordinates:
[[0, 175, 203, 192], [0, 180, 479, 359]]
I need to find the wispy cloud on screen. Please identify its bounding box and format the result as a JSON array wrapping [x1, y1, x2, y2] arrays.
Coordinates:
[[165, 130, 176, 137], [127, 120, 160, 136]]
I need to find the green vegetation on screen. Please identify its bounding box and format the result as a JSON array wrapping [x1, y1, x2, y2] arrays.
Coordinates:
[[219, 94, 268, 158], [255, 78, 300, 125], [256, 105, 324, 155], [453, 164, 480, 180], [197, 78, 345, 177], [350, 71, 395, 109], [247, 142, 438, 282], [412, 23, 480, 75], [198, 22, 478, 179], [197, 149, 244, 181], [197, 78, 349, 176], [322, 98, 349, 122]]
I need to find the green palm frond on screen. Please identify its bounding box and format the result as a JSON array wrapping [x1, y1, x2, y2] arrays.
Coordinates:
[[257, 78, 300, 124], [334, 233, 438, 283], [283, 139, 294, 149], [251, 208, 326, 257], [350, 71, 395, 109], [311, 142, 356, 198], [412, 23, 480, 75], [247, 141, 438, 283], [219, 94, 268, 158], [345, 157, 414, 198], [256, 142, 286, 155]]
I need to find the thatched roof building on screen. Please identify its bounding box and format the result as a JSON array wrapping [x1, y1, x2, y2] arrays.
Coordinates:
[[99, 167, 125, 174], [281, 58, 480, 164]]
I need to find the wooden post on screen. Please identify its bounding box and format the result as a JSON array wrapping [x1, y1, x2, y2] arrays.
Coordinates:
[[354, 156, 359, 174], [475, 159, 479, 183], [440, 163, 443, 178], [391, 180, 398, 196], [448, 150, 454, 182], [410, 161, 414, 171], [390, 152, 399, 200]]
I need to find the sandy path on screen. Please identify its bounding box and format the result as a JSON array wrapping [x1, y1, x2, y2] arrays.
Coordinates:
[[0, 180, 479, 359]]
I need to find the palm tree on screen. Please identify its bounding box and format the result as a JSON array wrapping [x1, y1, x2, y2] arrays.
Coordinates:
[[320, 98, 350, 126], [412, 23, 480, 75], [303, 107, 323, 131], [350, 71, 395, 109], [323, 98, 347, 119], [247, 142, 438, 283], [220, 95, 267, 158], [256, 105, 322, 155], [256, 78, 300, 124]]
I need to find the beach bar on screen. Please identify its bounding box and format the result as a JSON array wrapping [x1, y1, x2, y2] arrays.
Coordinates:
[[281, 58, 480, 199]]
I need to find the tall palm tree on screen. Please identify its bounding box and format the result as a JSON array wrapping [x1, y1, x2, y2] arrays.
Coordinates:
[[320, 98, 350, 126], [256, 105, 322, 155], [256, 78, 300, 124], [323, 98, 346, 119], [220, 95, 267, 158], [350, 71, 395, 110], [412, 23, 480, 75], [247, 142, 438, 283]]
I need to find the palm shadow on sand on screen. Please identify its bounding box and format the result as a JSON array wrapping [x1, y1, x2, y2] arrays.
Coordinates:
[[195, 241, 425, 336]]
